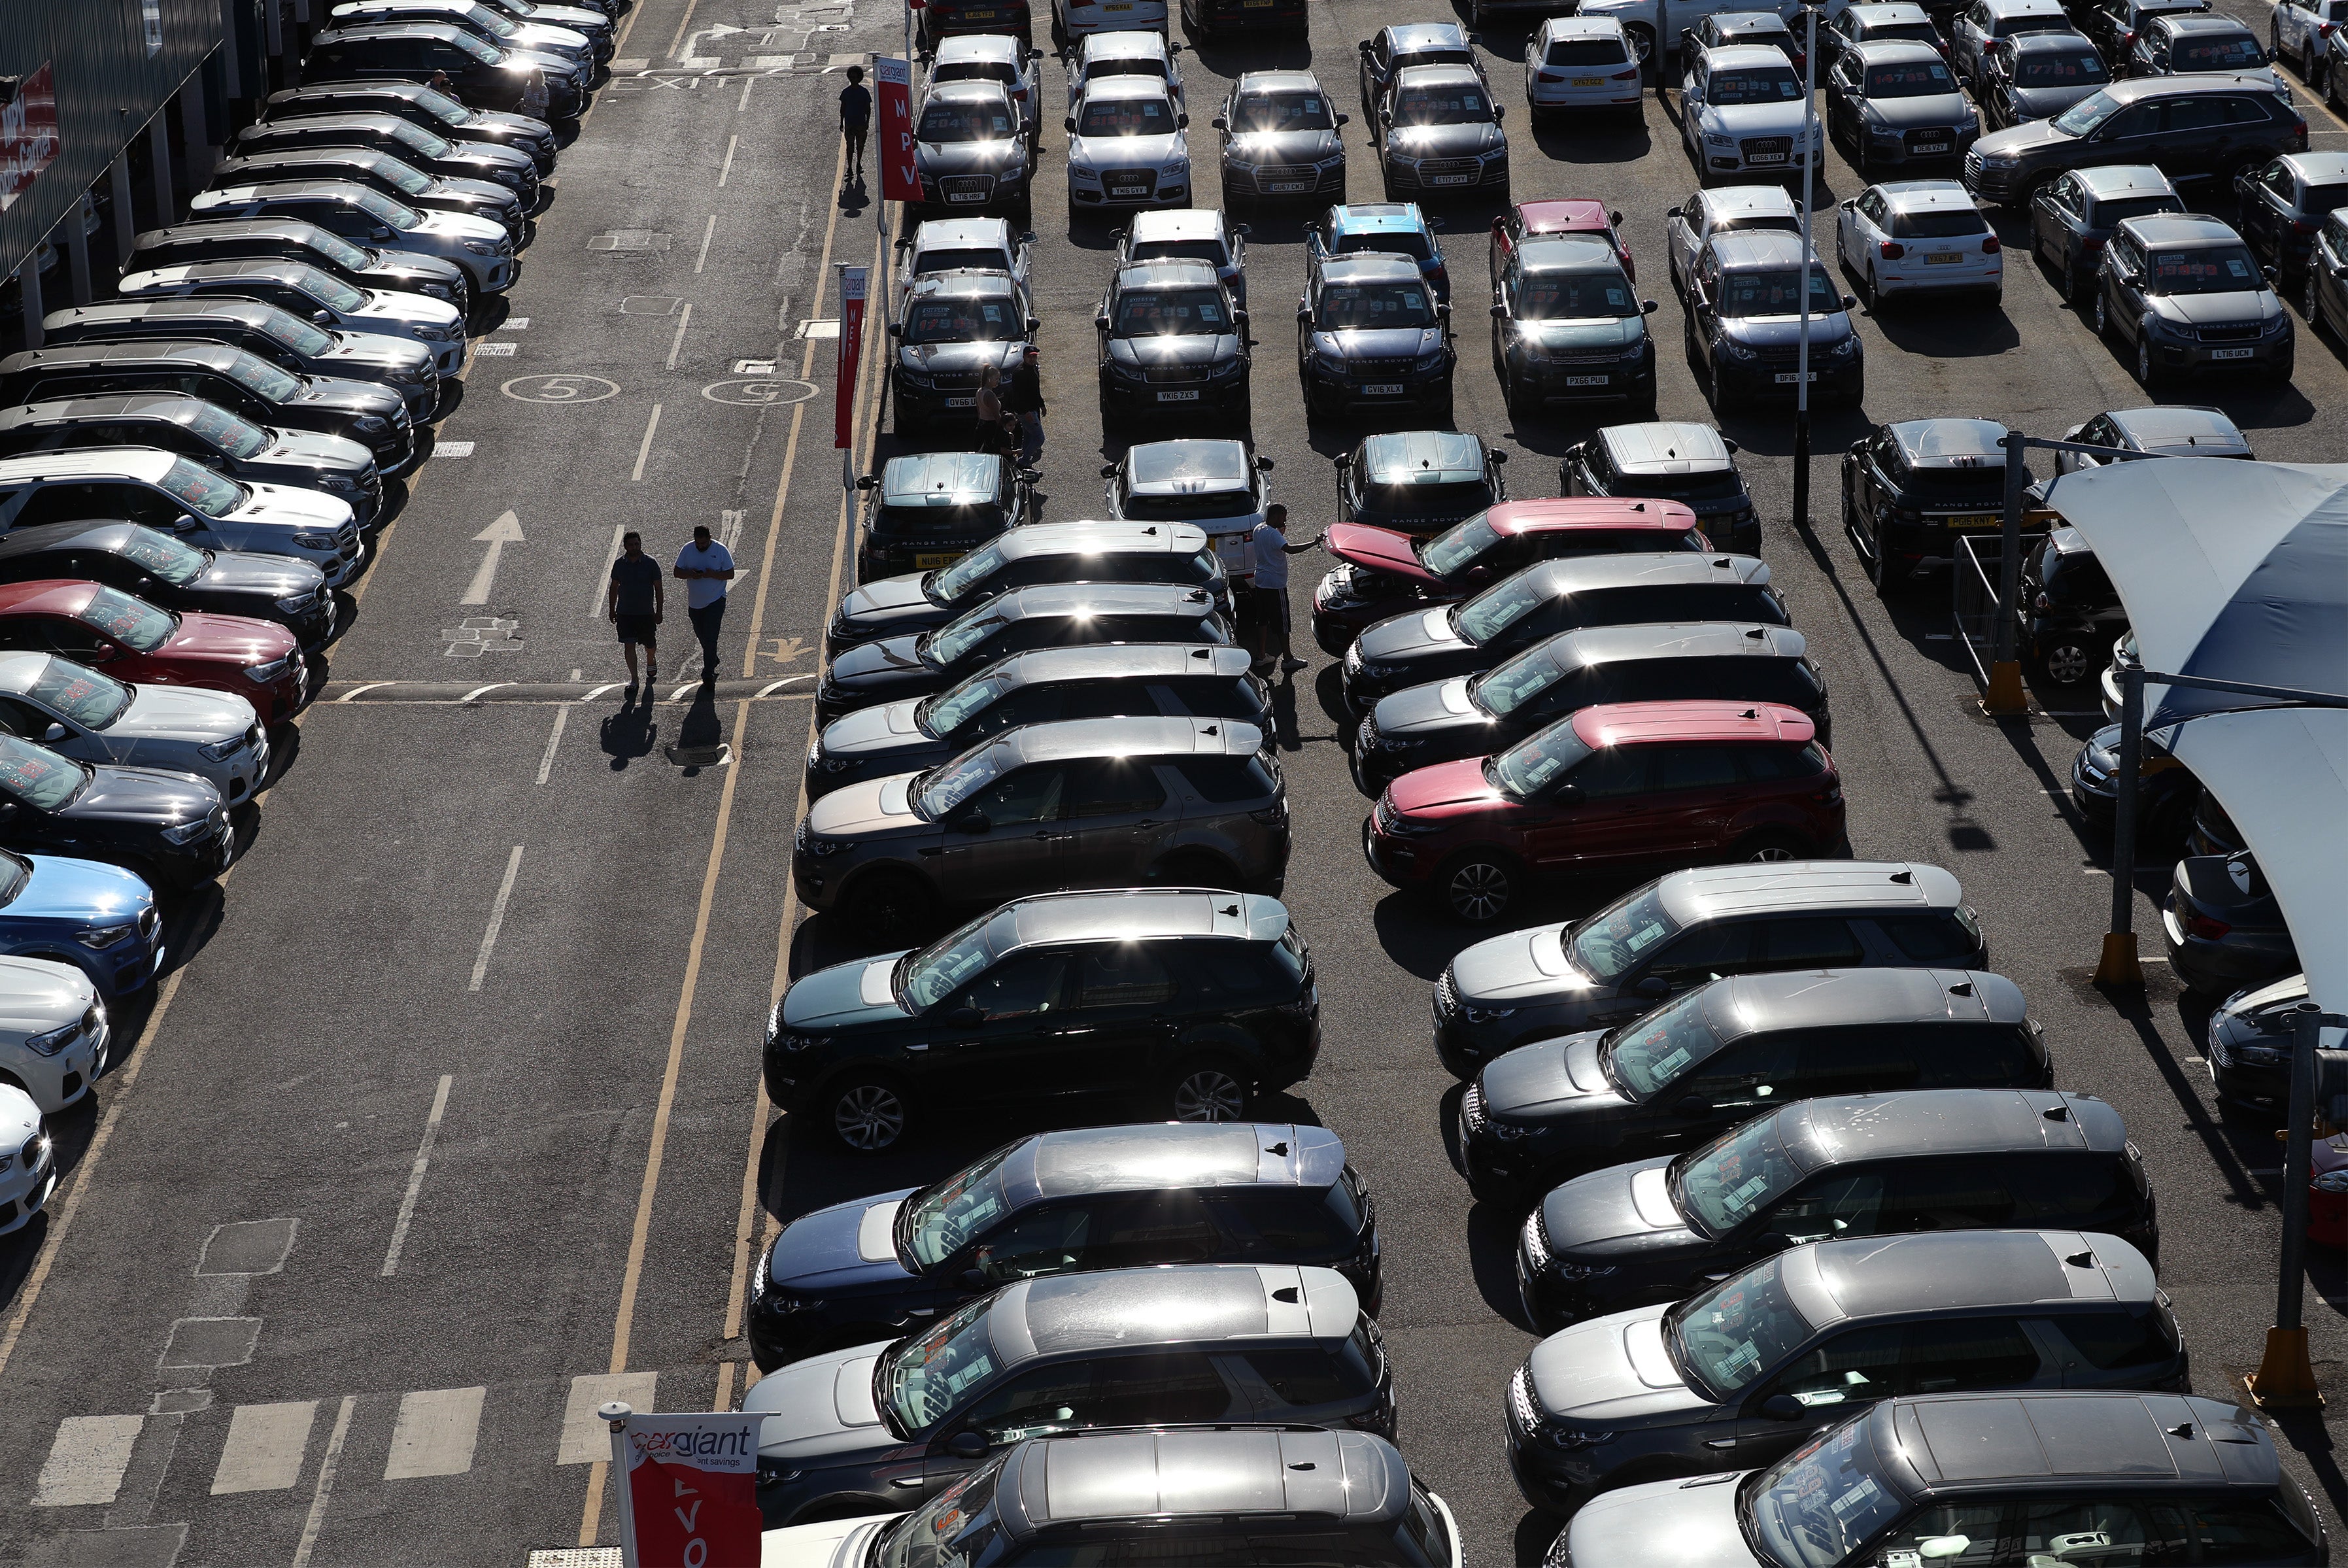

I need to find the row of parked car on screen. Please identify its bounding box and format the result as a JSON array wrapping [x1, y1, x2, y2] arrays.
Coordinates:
[[0, 10, 601, 1240]]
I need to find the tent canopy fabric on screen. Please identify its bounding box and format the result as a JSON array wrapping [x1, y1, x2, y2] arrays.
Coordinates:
[[2169, 709, 2348, 1021], [2041, 458, 2348, 726]]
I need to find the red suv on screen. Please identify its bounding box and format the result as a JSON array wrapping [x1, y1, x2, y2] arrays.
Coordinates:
[[0, 580, 306, 722], [1363, 700, 1845, 923], [1311, 497, 1704, 655]]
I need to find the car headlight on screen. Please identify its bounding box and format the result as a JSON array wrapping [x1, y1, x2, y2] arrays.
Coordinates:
[[762, 1293, 828, 1312], [1207, 357, 1244, 377], [1411, 349, 1448, 372], [2263, 313, 2291, 335], [1827, 333, 1861, 358], [1382, 812, 1445, 837], [290, 531, 340, 550], [23, 1021, 77, 1057], [352, 415, 386, 434], [1722, 337, 1759, 360], [1981, 151, 2021, 169], [77, 924, 136, 950], [1318, 153, 1344, 169], [421, 283, 454, 301], [199, 735, 247, 761], [774, 1031, 832, 1053], [897, 368, 934, 387], [1160, 158, 1188, 177], [1705, 131, 1735, 147], [274, 593, 317, 615], [1544, 1425, 1620, 1452], [160, 817, 214, 845], [247, 654, 295, 685], [799, 832, 851, 858], [1552, 1260, 1619, 1282], [1487, 1119, 1543, 1142], [1461, 1002, 1514, 1023], [1314, 349, 1348, 372], [462, 239, 499, 256]]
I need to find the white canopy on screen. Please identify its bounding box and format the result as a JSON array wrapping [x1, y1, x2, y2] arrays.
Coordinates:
[[2168, 708, 2348, 1019], [2039, 458, 2348, 726]]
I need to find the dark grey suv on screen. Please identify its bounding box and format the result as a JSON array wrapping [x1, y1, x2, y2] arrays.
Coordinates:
[[1518, 1087, 2157, 1329], [806, 643, 1265, 800], [1096, 258, 1252, 428], [2094, 212, 2294, 386], [1507, 1229, 2182, 1516], [744, 1263, 1390, 1525], [793, 715, 1287, 934]]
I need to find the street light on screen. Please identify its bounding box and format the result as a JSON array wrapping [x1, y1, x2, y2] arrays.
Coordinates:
[[1790, 0, 1824, 533]]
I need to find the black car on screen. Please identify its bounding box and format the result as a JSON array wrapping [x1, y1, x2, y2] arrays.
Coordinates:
[[0, 342, 415, 477], [2094, 212, 2293, 386], [0, 396, 383, 528], [1684, 232, 1866, 411], [128, 217, 469, 313], [1335, 430, 1506, 534], [256, 80, 556, 173], [853, 451, 1031, 584], [1431, 860, 1986, 1075], [1962, 75, 2304, 207], [828, 521, 1223, 656], [1490, 234, 1659, 417], [2017, 526, 2123, 690], [1338, 553, 1786, 713], [2081, 0, 2209, 67], [887, 269, 1037, 434], [303, 22, 579, 119], [1458, 965, 2049, 1202], [1560, 420, 1761, 554], [1842, 417, 2023, 594], [2069, 723, 2203, 840], [2302, 205, 2348, 343], [747, 1121, 1381, 1370], [2162, 851, 2297, 994], [1183, 0, 1307, 41], [0, 734, 232, 890], [2234, 151, 2348, 279], [1359, 22, 1482, 115], [1517, 1087, 2153, 1331], [0, 522, 335, 647], [1214, 70, 1350, 211], [808, 640, 1265, 797], [1823, 41, 1982, 176], [2206, 972, 2309, 1113], [2126, 8, 2270, 80], [764, 887, 1318, 1150], [913, 81, 1034, 218], [1373, 64, 1510, 201], [1350, 619, 1829, 794], [1297, 252, 1455, 424], [745, 1264, 1386, 1527], [2025, 162, 2185, 300], [36, 298, 436, 439], [1975, 30, 2112, 129], [211, 148, 526, 244], [1096, 258, 1251, 428]]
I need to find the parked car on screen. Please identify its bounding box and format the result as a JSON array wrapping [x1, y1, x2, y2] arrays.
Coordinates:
[[1528, 17, 1647, 119], [188, 179, 517, 297], [2303, 204, 2348, 341], [1519, 1087, 2154, 1330], [806, 643, 1265, 800], [1066, 30, 1185, 119], [1372, 65, 1510, 201], [747, 1120, 1381, 1370], [1560, 420, 1761, 554], [915, 81, 1036, 218], [0, 397, 382, 528], [1975, 29, 2112, 127], [1680, 44, 1820, 188], [1682, 11, 1807, 77], [1685, 232, 1865, 408], [1558, 1391, 2319, 1568], [1311, 496, 1706, 653], [2095, 212, 2293, 386], [2068, 721, 2203, 842], [0, 848, 163, 998], [2205, 970, 2309, 1112], [1310, 201, 1451, 302], [1663, 184, 1802, 298], [2271, 0, 2348, 78], [1053, 0, 1165, 43], [1950, 0, 2073, 77], [1361, 22, 1482, 113], [1492, 197, 1637, 287], [1063, 77, 1187, 219], [895, 214, 1033, 301], [1822, 1, 1950, 65], [113, 259, 468, 379], [1101, 438, 1270, 581], [1490, 234, 1661, 417], [1114, 209, 1246, 307], [0, 582, 305, 724], [764, 887, 1318, 1149], [2025, 161, 2185, 299], [1340, 553, 1786, 713], [1365, 699, 1844, 912], [1462, 967, 2050, 1202], [302, 22, 576, 118], [2056, 402, 2251, 470], [1826, 46, 1982, 177], [2234, 151, 2348, 279], [210, 148, 525, 243], [1431, 860, 1986, 1074], [1095, 258, 1249, 426], [2082, 0, 2211, 68], [0, 449, 360, 589], [2017, 526, 2122, 689], [1833, 179, 2001, 310], [1296, 252, 1455, 423], [0, 735, 231, 891], [0, 648, 267, 804], [1963, 75, 2304, 207], [926, 33, 1044, 146], [1214, 70, 1347, 212], [2130, 12, 2290, 96], [2162, 851, 2296, 994], [1841, 417, 2021, 593], [1333, 430, 1506, 534], [853, 452, 1030, 585], [919, 0, 1032, 48], [814, 581, 1234, 724], [1180, 0, 1305, 40], [324, 0, 602, 69], [129, 215, 470, 311], [1573, 0, 1771, 71], [0, 955, 109, 1113], [887, 269, 1038, 435], [830, 522, 1222, 655], [0, 1080, 53, 1233], [254, 82, 556, 174]]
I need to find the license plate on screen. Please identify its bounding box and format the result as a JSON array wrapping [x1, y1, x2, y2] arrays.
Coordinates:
[[1926, 252, 1963, 264], [1110, 185, 1148, 196], [1104, 3, 1132, 7], [915, 553, 961, 568], [1244, 1, 1272, 7], [1566, 374, 1608, 386], [2211, 347, 2254, 360], [1573, 76, 1603, 85], [1362, 383, 1404, 394], [1774, 371, 1816, 383], [945, 396, 976, 407], [1268, 179, 1312, 192], [963, 8, 995, 15], [1748, 152, 1787, 164], [947, 191, 985, 202], [1912, 141, 1949, 153], [1945, 514, 1999, 530], [1158, 389, 1200, 401], [1429, 173, 1474, 184]]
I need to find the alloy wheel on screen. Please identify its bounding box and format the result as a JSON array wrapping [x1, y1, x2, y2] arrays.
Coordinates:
[[1447, 859, 1511, 921], [1172, 1067, 1246, 1121], [2045, 642, 2093, 686], [2137, 335, 2154, 386], [832, 1084, 905, 1151], [1747, 842, 1799, 862], [2307, 271, 2325, 336]]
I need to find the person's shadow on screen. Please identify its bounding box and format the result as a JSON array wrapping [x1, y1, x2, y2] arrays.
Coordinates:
[[668, 680, 729, 774], [600, 687, 658, 769]]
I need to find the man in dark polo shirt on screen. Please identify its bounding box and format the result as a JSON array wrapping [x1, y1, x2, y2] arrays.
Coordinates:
[[607, 530, 664, 685]]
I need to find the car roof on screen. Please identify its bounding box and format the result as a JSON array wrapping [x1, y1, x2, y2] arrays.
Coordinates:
[[1784, 1231, 2156, 1333], [1848, 39, 1948, 61], [878, 450, 999, 503], [1569, 698, 1815, 749], [1128, 209, 1227, 243], [1081, 73, 1176, 101], [995, 1264, 1356, 1365], [0, 580, 102, 617], [199, 179, 384, 205], [1544, 620, 1807, 669], [268, 78, 439, 103], [1392, 62, 1485, 88], [1712, 10, 1796, 29], [1777, 1089, 2130, 1171], [1886, 417, 2009, 466], [991, 714, 1259, 766], [1848, 1, 1931, 18], [1358, 430, 1485, 484], [1702, 966, 2024, 1042], [1517, 198, 1614, 230], [2120, 212, 2249, 245], [137, 217, 334, 248], [906, 267, 1020, 301], [1500, 553, 1771, 602], [1873, 180, 1977, 212], [0, 446, 180, 483], [1013, 1122, 1346, 1204], [315, 20, 500, 41], [1542, 16, 1629, 36], [2102, 70, 2279, 99], [991, 520, 1207, 559], [1872, 1393, 2279, 1499], [42, 298, 277, 330], [239, 111, 427, 135], [1234, 69, 1322, 94], [1703, 43, 1798, 67], [0, 520, 156, 560], [911, 216, 1017, 250], [0, 394, 233, 431], [1318, 252, 1424, 283], [1327, 203, 1432, 233], [1982, 0, 2068, 13], [1485, 497, 1704, 534], [1709, 230, 1816, 268], [1384, 22, 1474, 50], [1081, 28, 1170, 58], [993, 887, 1288, 950], [1658, 861, 1963, 923], [1597, 420, 1735, 471], [986, 642, 1257, 689], [1519, 233, 1624, 273], [2101, 404, 2249, 452], [2154, 10, 2253, 31], [1114, 257, 1221, 289], [2075, 162, 2177, 197], [2280, 150, 2348, 182], [966, 581, 1218, 621], [937, 31, 1023, 58], [126, 258, 333, 288], [927, 78, 1015, 104], [1699, 184, 1803, 219], [993, 1428, 1412, 1537], [1127, 438, 1250, 488]]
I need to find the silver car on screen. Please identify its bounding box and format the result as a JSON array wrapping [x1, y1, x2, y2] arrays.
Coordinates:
[[0, 652, 266, 801]]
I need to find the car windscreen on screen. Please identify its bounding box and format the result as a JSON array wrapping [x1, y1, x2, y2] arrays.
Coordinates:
[[917, 738, 1007, 817], [387, 116, 461, 155], [253, 306, 337, 355], [1471, 643, 1567, 718], [26, 657, 132, 730], [1602, 989, 1727, 1097], [1862, 59, 1956, 95], [1076, 95, 1176, 136], [928, 539, 1010, 604], [1705, 65, 1803, 102], [287, 264, 369, 311], [458, 3, 522, 36], [1889, 208, 1990, 238], [200, 349, 304, 403], [1319, 281, 1434, 329], [916, 247, 1015, 276], [1667, 1252, 1816, 1399], [182, 403, 273, 459], [902, 1140, 1020, 1268], [1517, 269, 1639, 318], [447, 26, 502, 60], [1452, 570, 1547, 645], [156, 457, 250, 517], [896, 908, 1007, 1011], [1716, 265, 1839, 316], [905, 296, 1021, 343], [918, 101, 1015, 141], [1131, 239, 1229, 267], [1416, 513, 1501, 576], [1548, 37, 1631, 64], [1674, 1114, 1801, 1235], [1391, 84, 1495, 123], [0, 733, 87, 811], [2171, 32, 2264, 67], [934, 60, 1017, 84], [918, 668, 1013, 735], [2145, 244, 2264, 293], [925, 600, 1016, 665], [360, 155, 434, 194], [875, 1461, 1009, 1568], [116, 526, 211, 587], [79, 587, 177, 653], [1720, 213, 1803, 238], [1115, 288, 1231, 334], [1334, 228, 1435, 261], [2051, 88, 2121, 134], [352, 188, 422, 230], [1489, 709, 1593, 797], [2015, 48, 2107, 84], [1232, 90, 1335, 130], [1570, 885, 1683, 981], [878, 1293, 998, 1432], [1747, 1420, 1909, 1568]]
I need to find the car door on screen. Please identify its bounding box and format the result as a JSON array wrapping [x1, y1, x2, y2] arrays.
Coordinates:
[[1643, 743, 1746, 853], [1660, 1033, 1801, 1140], [928, 761, 1072, 903], [2030, 173, 2076, 263], [1735, 1321, 1905, 1462], [1052, 938, 1183, 1098], [2236, 160, 2292, 260], [1788, 1025, 1923, 1099], [920, 949, 1077, 1109], [1875, 1156, 2020, 1233], [2156, 92, 2237, 183], [1522, 740, 1658, 870], [1060, 754, 1172, 883], [2101, 230, 2150, 339]]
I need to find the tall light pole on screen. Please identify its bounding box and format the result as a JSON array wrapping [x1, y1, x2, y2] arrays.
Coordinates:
[[1790, 0, 1823, 532]]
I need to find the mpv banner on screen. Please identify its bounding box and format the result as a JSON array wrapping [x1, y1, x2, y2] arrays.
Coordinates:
[[876, 56, 919, 204], [605, 1403, 762, 1568]]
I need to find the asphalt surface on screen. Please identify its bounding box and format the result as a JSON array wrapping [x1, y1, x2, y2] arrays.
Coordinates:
[[1, 0, 2346, 1561]]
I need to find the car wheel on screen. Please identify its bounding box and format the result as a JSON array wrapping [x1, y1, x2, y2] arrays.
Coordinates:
[[1169, 1058, 1251, 1121], [840, 868, 936, 942], [1626, 23, 1656, 71], [2306, 269, 2328, 338], [2037, 639, 2094, 687], [2135, 332, 2160, 388], [1863, 264, 1881, 311], [1867, 536, 1903, 596], [1438, 850, 1517, 923], [824, 1077, 909, 1153], [2094, 287, 2113, 341], [1731, 830, 1808, 863]]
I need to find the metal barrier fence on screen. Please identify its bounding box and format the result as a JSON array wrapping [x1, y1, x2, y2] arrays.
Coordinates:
[[1952, 532, 2045, 690]]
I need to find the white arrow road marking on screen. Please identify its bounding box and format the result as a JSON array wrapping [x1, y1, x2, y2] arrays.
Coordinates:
[[461, 511, 526, 606]]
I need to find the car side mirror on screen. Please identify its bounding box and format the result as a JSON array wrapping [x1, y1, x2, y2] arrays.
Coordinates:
[[41, 723, 65, 743], [1337, 112, 1352, 126], [1488, 449, 1508, 463], [1256, 456, 1275, 470], [1610, 209, 1624, 225], [1101, 463, 1119, 477], [1358, 38, 1374, 51], [1236, 224, 1251, 236], [1493, 104, 1505, 120], [1094, 313, 1110, 330], [2264, 264, 2279, 283], [1760, 1394, 1807, 1422], [1755, 1231, 1793, 1250], [1551, 781, 1582, 802], [1233, 307, 1250, 324], [1489, 302, 1507, 318], [947, 1004, 985, 1029], [857, 474, 879, 490], [1027, 318, 1041, 333], [1212, 115, 1228, 130], [311, 309, 334, 324], [1841, 294, 1858, 310], [946, 1431, 991, 1459], [1297, 305, 1314, 322], [887, 322, 904, 337], [1633, 975, 1671, 998], [1178, 112, 1190, 128], [1642, 299, 1659, 314], [1722, 437, 1739, 453], [1665, 205, 1684, 219], [1064, 115, 1077, 131], [1671, 1092, 1710, 1116]]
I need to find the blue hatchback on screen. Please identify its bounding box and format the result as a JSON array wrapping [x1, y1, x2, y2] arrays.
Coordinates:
[[0, 851, 162, 997], [1305, 203, 1451, 302]]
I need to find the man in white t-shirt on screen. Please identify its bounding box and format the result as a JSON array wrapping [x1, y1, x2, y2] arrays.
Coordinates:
[[1245, 504, 1320, 677], [674, 524, 738, 678]]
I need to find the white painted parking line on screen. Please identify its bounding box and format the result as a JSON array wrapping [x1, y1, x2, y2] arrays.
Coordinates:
[[666, 305, 695, 371], [558, 1373, 656, 1464], [468, 849, 525, 993], [381, 1074, 455, 1275], [33, 1416, 144, 1506], [536, 706, 572, 785], [718, 136, 740, 188], [334, 683, 393, 703], [588, 523, 630, 620], [211, 1401, 317, 1494], [694, 213, 718, 273], [630, 403, 664, 481], [289, 1396, 355, 1568], [383, 1387, 486, 1480]]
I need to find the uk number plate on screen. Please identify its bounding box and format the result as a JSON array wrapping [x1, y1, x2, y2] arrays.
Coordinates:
[[1362, 383, 1405, 394], [1912, 141, 1949, 153], [915, 553, 961, 568], [1566, 374, 1608, 386], [947, 191, 986, 202], [1244, 1, 1272, 8], [1945, 514, 1999, 530], [1429, 172, 1474, 184], [1749, 151, 1787, 164], [2211, 347, 2255, 360], [1573, 76, 1604, 85], [1159, 388, 1201, 401], [1110, 184, 1148, 197], [1774, 371, 1816, 383], [945, 396, 976, 407], [963, 8, 996, 15], [1268, 179, 1313, 192], [1926, 251, 1963, 264]]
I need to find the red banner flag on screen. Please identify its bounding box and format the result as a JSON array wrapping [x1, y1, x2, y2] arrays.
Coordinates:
[[836, 265, 868, 450], [876, 57, 919, 203], [614, 1411, 762, 1568]]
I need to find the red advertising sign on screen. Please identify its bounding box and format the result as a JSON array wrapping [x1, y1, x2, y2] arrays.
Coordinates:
[[836, 264, 868, 449], [876, 57, 919, 203], [615, 1410, 762, 1568], [0, 64, 60, 213]]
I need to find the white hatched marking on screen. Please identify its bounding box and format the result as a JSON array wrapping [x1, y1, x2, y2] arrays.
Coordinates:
[[435, 441, 477, 458], [211, 1401, 317, 1493], [34, 1415, 144, 1506], [558, 1372, 655, 1464], [383, 1386, 486, 1480]]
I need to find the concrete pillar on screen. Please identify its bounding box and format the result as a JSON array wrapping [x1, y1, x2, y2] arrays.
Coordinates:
[[264, 0, 282, 63], [109, 158, 135, 275], [148, 117, 173, 224], [62, 211, 92, 304], [17, 258, 43, 350], [179, 82, 211, 188], [218, 5, 243, 100]]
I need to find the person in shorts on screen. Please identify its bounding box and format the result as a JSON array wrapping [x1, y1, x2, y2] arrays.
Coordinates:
[[839, 66, 872, 184], [607, 530, 664, 684]]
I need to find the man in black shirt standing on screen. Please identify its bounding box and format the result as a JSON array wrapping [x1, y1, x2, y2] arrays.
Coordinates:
[[607, 530, 664, 685], [1004, 343, 1046, 468], [838, 65, 872, 185]]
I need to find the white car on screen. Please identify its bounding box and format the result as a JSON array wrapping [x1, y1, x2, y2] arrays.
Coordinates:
[[1949, 0, 2072, 80], [1067, 28, 1185, 115], [0, 955, 105, 1114], [1064, 76, 1191, 216], [1527, 16, 1645, 116], [1835, 177, 2003, 303], [1680, 43, 1822, 185], [1103, 437, 1270, 579], [894, 216, 1034, 303], [2271, 0, 2348, 76], [928, 34, 1046, 145], [1055, 0, 1167, 43], [1115, 207, 1247, 306], [116, 260, 469, 377], [1572, 0, 1762, 66], [1665, 182, 1806, 295], [0, 1080, 54, 1234], [0, 653, 266, 802]]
